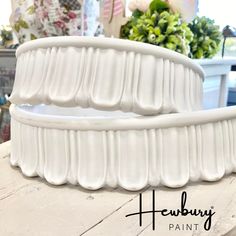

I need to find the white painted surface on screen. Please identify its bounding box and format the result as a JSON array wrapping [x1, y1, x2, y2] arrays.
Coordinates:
[[9, 104, 236, 190], [1, 141, 236, 236], [10, 36, 204, 115]]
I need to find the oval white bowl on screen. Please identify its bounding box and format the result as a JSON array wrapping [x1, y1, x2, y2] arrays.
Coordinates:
[[10, 104, 236, 190], [10, 36, 204, 115]]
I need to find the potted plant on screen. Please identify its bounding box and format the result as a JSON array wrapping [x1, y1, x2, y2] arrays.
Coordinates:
[[120, 0, 236, 109]]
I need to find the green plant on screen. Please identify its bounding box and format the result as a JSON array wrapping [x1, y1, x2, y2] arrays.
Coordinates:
[[0, 26, 13, 47], [121, 0, 193, 56], [188, 16, 222, 59]]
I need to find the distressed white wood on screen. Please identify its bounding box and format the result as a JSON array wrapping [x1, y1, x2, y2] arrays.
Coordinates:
[[0, 141, 139, 236], [1, 142, 236, 236]]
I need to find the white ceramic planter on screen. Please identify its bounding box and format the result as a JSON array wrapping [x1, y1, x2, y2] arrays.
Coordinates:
[[10, 104, 236, 190], [10, 36, 204, 115]]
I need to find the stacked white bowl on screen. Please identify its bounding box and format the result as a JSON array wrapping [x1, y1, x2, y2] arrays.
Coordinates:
[[9, 36, 236, 190]]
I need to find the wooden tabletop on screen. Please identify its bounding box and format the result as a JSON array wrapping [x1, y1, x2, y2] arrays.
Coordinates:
[[0, 141, 236, 236]]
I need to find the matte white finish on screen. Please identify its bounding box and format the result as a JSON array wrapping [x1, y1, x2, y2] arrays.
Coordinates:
[[10, 37, 236, 191], [2, 141, 236, 236], [10, 104, 236, 190], [10, 36, 204, 115]]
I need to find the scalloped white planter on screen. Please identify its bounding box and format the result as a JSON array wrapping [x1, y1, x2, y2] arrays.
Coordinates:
[[10, 104, 236, 190], [9, 36, 204, 115]]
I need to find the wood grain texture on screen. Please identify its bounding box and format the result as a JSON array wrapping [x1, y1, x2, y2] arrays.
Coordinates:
[[1, 141, 236, 236]]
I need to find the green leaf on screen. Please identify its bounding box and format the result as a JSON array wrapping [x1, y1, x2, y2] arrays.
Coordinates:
[[158, 18, 167, 29], [166, 26, 176, 34], [144, 19, 154, 26], [196, 48, 204, 58], [168, 35, 179, 44], [159, 11, 169, 19], [149, 0, 169, 13], [30, 34, 37, 40], [154, 27, 161, 35], [19, 19, 29, 29], [132, 9, 143, 18], [26, 5, 35, 15], [166, 42, 176, 50], [155, 34, 165, 43], [14, 23, 20, 32]]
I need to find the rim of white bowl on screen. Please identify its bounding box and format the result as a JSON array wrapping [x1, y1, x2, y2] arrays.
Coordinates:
[[16, 36, 205, 79], [10, 104, 236, 131]]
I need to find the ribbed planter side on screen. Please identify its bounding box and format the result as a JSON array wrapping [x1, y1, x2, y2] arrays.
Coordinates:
[[10, 114, 236, 190], [10, 37, 204, 115]]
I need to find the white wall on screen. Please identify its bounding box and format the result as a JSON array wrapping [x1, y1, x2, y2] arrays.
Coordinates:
[[198, 0, 236, 29]]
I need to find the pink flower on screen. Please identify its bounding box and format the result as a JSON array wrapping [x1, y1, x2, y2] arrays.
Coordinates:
[[43, 11, 48, 18], [68, 11, 77, 19], [44, 0, 52, 5], [54, 20, 66, 29], [36, 9, 44, 20]]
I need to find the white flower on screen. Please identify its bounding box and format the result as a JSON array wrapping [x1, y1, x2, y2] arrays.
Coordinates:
[[128, 0, 137, 12], [128, 0, 152, 13], [167, 0, 198, 22]]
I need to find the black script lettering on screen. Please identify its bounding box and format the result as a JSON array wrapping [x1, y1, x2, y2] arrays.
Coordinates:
[[125, 190, 215, 231]]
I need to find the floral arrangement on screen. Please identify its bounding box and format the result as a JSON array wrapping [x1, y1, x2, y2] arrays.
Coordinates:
[[121, 0, 193, 56], [34, 0, 83, 37], [121, 0, 221, 59], [188, 16, 222, 59]]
